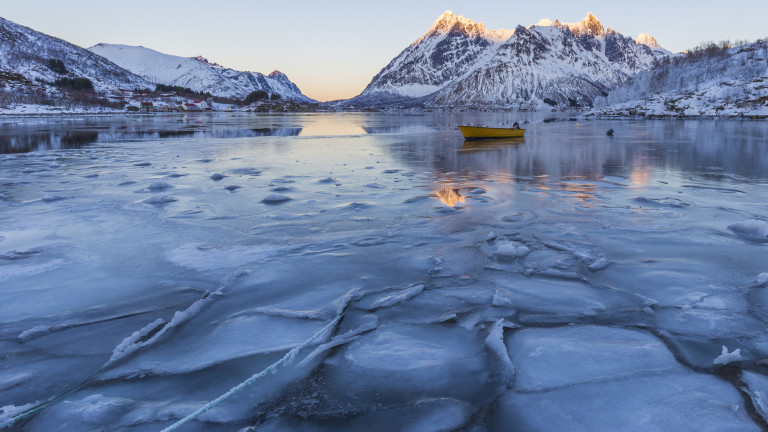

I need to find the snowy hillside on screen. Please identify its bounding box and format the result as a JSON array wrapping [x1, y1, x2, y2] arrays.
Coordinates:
[[0, 17, 151, 93], [354, 12, 665, 109], [89, 44, 315, 102], [591, 40, 768, 117]]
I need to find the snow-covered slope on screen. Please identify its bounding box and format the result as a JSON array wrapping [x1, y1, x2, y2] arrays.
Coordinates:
[[591, 40, 768, 117], [0, 17, 151, 92], [355, 12, 666, 109], [89, 44, 314, 102]]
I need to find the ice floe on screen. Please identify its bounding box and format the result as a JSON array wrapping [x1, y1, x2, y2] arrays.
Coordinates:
[[728, 219, 768, 241], [713, 345, 742, 366], [492, 325, 761, 430], [324, 323, 490, 403], [261, 193, 292, 203]]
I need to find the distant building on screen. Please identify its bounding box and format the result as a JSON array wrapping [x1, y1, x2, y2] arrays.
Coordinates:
[[193, 100, 211, 110], [184, 103, 201, 111], [140, 101, 153, 112]]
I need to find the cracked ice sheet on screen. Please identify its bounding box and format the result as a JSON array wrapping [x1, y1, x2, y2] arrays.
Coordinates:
[[491, 276, 644, 322], [742, 371, 768, 424], [491, 373, 760, 431], [254, 398, 474, 432], [323, 323, 495, 404], [495, 326, 761, 431], [507, 326, 684, 392], [100, 314, 328, 379]]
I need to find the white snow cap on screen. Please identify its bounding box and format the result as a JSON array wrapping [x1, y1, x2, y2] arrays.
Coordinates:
[[636, 33, 661, 47], [567, 13, 605, 37], [425, 10, 513, 42], [430, 10, 475, 31]]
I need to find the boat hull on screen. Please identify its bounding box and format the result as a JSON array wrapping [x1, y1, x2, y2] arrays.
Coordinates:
[[459, 125, 525, 139]]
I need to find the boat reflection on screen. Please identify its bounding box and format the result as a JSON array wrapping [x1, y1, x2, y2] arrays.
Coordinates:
[[460, 137, 525, 151]]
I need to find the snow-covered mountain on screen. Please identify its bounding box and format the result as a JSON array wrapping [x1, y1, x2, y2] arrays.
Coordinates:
[[0, 17, 151, 92], [89, 44, 314, 102], [635, 33, 673, 58], [355, 11, 512, 102], [591, 40, 768, 117], [353, 12, 666, 109]]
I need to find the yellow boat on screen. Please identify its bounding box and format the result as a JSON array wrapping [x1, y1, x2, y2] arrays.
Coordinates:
[[458, 125, 525, 140]]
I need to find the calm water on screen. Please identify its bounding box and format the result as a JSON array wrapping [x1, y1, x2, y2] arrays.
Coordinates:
[[1, 112, 768, 431]]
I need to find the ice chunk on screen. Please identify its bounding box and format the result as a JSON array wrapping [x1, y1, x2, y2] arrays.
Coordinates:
[[142, 195, 177, 204], [262, 193, 292, 203], [101, 314, 328, 378], [507, 326, 684, 392], [713, 345, 742, 366], [298, 314, 379, 367], [325, 324, 489, 403], [28, 393, 237, 429], [654, 308, 766, 339], [495, 240, 531, 260], [0, 249, 43, 260], [754, 273, 768, 287], [728, 219, 768, 241], [367, 284, 424, 310], [485, 319, 515, 380], [103, 318, 166, 367], [210, 173, 226, 181], [491, 277, 639, 321], [742, 371, 768, 424], [148, 181, 171, 190], [230, 168, 261, 176], [256, 398, 473, 432], [491, 372, 760, 431]]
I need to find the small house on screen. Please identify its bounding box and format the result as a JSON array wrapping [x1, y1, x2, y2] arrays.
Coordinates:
[[193, 100, 211, 110]]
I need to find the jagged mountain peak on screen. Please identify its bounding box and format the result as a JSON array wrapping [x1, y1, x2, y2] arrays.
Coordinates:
[[268, 70, 284, 78], [421, 10, 511, 42], [427, 10, 485, 36], [636, 33, 660, 48], [567, 12, 606, 37], [194, 55, 223, 69]]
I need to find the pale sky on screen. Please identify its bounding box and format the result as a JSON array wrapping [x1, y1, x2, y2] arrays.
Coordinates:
[[2, 0, 767, 101]]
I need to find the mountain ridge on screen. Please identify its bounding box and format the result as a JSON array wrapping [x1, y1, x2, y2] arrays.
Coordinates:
[[0, 16, 151, 93], [88, 43, 314, 102], [352, 11, 667, 109]]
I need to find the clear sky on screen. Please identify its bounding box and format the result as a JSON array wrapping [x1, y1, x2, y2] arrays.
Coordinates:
[[2, 0, 767, 101]]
